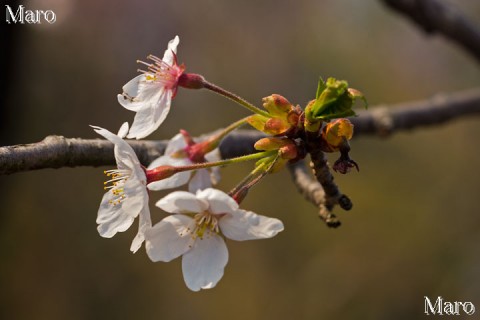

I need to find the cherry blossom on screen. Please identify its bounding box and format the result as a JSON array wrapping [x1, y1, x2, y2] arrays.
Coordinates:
[[117, 36, 184, 139], [144, 188, 284, 291], [147, 132, 221, 193], [92, 123, 151, 253]]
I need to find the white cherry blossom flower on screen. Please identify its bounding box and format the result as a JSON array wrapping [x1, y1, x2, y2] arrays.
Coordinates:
[[144, 188, 284, 291], [147, 132, 221, 193], [92, 123, 151, 253], [118, 36, 184, 139]]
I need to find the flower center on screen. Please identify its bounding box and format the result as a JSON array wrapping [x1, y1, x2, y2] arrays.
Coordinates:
[[103, 169, 130, 206], [180, 211, 220, 242], [137, 54, 183, 88]]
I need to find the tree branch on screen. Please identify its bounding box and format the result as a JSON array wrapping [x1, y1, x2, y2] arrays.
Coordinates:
[[1, 88, 479, 227], [1, 87, 479, 175], [382, 0, 480, 63], [0, 136, 166, 175], [287, 161, 339, 224], [288, 156, 347, 228], [352, 87, 480, 136]]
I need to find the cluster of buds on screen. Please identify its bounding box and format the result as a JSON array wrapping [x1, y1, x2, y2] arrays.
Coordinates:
[[245, 77, 366, 177], [92, 36, 366, 291], [247, 94, 302, 135]]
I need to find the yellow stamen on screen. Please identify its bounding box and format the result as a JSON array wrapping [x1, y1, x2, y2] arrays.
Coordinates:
[[102, 169, 130, 206]]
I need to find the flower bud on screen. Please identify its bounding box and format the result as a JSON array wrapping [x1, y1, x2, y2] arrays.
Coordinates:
[[247, 114, 269, 132], [254, 138, 298, 172], [304, 99, 322, 132], [247, 115, 291, 135], [179, 129, 219, 163], [264, 118, 291, 135], [254, 137, 289, 151], [279, 143, 298, 160], [287, 109, 301, 127], [262, 94, 293, 116], [322, 118, 354, 151]]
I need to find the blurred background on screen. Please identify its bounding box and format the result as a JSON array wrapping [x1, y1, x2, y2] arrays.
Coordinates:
[[1, 0, 480, 319]]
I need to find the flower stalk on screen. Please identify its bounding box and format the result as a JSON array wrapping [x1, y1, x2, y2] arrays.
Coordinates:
[[147, 150, 277, 184], [202, 80, 270, 117]]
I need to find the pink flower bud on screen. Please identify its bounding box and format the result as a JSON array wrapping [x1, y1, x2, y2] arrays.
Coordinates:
[[279, 143, 298, 160], [146, 166, 177, 184], [264, 118, 291, 135]]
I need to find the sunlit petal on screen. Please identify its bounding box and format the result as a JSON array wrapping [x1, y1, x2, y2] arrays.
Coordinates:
[[182, 234, 228, 291], [156, 191, 208, 214], [196, 188, 238, 215], [145, 215, 194, 262], [219, 209, 284, 241]]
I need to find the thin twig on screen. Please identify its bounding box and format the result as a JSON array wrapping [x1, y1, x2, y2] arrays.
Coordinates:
[[382, 0, 480, 63], [288, 161, 342, 228]]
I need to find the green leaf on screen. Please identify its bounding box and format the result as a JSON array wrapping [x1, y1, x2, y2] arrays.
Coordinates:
[[316, 77, 327, 99], [306, 77, 368, 121]]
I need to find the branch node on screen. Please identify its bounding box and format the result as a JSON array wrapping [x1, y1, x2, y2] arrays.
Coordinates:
[[371, 107, 394, 136]]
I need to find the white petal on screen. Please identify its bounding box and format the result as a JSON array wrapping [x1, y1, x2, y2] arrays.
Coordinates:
[[164, 133, 187, 156], [210, 167, 221, 185], [96, 177, 148, 237], [117, 122, 129, 138], [97, 211, 135, 238], [113, 147, 143, 178], [188, 169, 212, 193], [136, 78, 164, 102], [147, 171, 191, 191], [97, 184, 140, 223], [126, 89, 173, 139], [121, 180, 148, 213], [147, 153, 190, 170], [91, 125, 142, 175], [219, 209, 284, 241], [145, 215, 193, 262], [97, 192, 136, 238], [162, 35, 180, 66], [205, 148, 221, 162], [196, 188, 238, 215], [92, 125, 126, 147], [130, 204, 152, 253], [182, 234, 228, 291], [204, 150, 221, 185], [147, 156, 191, 191], [156, 191, 208, 214], [123, 74, 144, 98], [117, 74, 147, 111]]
